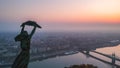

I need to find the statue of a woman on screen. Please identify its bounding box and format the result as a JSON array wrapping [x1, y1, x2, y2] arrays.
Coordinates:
[[12, 21, 41, 68]]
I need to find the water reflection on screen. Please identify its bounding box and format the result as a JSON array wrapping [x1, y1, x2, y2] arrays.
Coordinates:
[[28, 45, 120, 68], [81, 51, 120, 68], [96, 45, 120, 57], [29, 52, 111, 68]]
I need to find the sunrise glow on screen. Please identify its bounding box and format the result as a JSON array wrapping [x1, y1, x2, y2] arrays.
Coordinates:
[[0, 0, 120, 31]]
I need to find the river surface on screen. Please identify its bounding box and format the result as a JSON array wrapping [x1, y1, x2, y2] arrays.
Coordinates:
[[28, 45, 120, 68]]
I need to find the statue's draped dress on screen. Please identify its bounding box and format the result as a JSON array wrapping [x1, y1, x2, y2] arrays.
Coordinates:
[[12, 35, 30, 68]]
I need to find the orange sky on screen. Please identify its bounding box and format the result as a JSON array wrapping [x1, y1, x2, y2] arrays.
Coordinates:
[[0, 0, 120, 24]]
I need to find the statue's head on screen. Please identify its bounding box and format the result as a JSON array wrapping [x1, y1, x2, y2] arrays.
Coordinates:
[[21, 31, 28, 36]]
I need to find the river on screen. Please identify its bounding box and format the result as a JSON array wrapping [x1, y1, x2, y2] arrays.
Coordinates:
[[28, 45, 120, 68]]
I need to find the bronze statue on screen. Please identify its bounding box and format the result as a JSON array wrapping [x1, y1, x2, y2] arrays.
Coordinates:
[[12, 21, 41, 68]]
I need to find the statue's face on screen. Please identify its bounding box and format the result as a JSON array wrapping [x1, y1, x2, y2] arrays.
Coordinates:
[[22, 31, 28, 36]]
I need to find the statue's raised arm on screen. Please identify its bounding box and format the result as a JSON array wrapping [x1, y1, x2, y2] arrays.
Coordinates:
[[21, 20, 42, 39], [29, 26, 36, 39], [20, 25, 25, 33]]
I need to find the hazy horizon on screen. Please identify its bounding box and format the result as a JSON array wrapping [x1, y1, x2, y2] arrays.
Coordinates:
[[1, 22, 120, 33]]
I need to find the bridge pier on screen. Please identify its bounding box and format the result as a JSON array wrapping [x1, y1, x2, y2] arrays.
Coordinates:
[[111, 53, 116, 65]]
